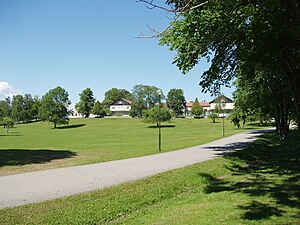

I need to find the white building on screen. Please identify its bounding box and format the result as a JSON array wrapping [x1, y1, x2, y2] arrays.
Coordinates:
[[109, 98, 132, 116], [185, 101, 211, 117], [209, 95, 234, 117]]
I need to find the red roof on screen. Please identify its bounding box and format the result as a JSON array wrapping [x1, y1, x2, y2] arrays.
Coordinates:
[[200, 102, 210, 107], [186, 101, 210, 107], [186, 101, 194, 107]]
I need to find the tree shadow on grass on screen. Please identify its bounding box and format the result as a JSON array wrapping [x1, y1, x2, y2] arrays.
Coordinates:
[[0, 129, 22, 136], [56, 124, 86, 129], [147, 125, 176, 128], [0, 133, 22, 137], [198, 131, 300, 222], [239, 201, 284, 220], [0, 149, 77, 167]]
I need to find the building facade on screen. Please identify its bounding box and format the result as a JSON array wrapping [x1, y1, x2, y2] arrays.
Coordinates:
[[109, 98, 132, 116]]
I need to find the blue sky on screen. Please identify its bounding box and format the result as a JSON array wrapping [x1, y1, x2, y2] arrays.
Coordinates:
[[0, 0, 234, 103]]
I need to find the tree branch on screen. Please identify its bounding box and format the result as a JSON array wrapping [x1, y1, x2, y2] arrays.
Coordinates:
[[136, 0, 210, 38]]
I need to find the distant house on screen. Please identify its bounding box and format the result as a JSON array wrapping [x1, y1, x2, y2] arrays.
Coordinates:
[[109, 98, 132, 117], [209, 95, 234, 117], [68, 103, 96, 118], [185, 101, 210, 117]]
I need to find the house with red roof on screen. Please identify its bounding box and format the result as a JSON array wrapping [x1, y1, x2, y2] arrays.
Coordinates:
[[185, 101, 211, 117], [185, 95, 234, 117]]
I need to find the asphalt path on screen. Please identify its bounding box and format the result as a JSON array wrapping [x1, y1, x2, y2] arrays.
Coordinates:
[[0, 129, 271, 209]]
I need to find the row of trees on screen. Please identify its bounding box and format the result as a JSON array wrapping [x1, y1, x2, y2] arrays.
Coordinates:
[[0, 84, 206, 128], [75, 85, 193, 119], [0, 86, 71, 129], [141, 0, 299, 140]]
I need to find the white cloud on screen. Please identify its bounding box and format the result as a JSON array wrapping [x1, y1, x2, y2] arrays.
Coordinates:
[[0, 82, 20, 100]]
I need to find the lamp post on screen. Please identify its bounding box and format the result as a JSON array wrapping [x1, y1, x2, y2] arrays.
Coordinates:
[[221, 99, 225, 137], [156, 89, 163, 151]]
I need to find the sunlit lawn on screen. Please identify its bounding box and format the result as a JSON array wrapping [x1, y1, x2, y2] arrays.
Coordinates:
[[1, 131, 299, 224], [0, 118, 255, 175]]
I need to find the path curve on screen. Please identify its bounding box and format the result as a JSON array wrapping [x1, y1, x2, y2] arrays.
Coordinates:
[[0, 129, 271, 209]]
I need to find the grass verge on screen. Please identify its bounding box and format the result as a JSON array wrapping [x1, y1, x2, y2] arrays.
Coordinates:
[[0, 118, 260, 175], [1, 131, 299, 224]]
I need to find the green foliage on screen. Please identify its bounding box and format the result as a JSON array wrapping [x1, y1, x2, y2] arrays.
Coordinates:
[[191, 98, 203, 117], [40, 86, 71, 128], [131, 84, 161, 117], [22, 94, 38, 122], [92, 101, 106, 118], [229, 110, 241, 129], [0, 98, 11, 119], [31, 96, 41, 121], [4, 95, 40, 124], [143, 106, 172, 126], [11, 95, 24, 123], [75, 88, 95, 118], [1, 117, 14, 133], [208, 113, 218, 123], [159, 0, 300, 138], [102, 88, 132, 108], [166, 88, 186, 117]]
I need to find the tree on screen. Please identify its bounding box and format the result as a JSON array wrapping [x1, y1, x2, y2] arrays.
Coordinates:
[[0, 98, 11, 119], [40, 86, 71, 128], [22, 94, 36, 122], [11, 95, 24, 123], [191, 98, 203, 118], [92, 101, 106, 118], [143, 106, 172, 126], [144, 0, 300, 139], [208, 113, 218, 123], [1, 117, 14, 133], [31, 96, 41, 121], [75, 88, 95, 118], [229, 110, 241, 129], [166, 88, 186, 117], [131, 84, 162, 117]]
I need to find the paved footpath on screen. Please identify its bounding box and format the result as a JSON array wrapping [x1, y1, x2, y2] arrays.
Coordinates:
[[0, 129, 271, 209]]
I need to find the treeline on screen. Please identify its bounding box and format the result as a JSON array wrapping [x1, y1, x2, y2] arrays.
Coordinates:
[[0, 84, 201, 128], [0, 86, 71, 129], [76, 85, 191, 120], [156, 0, 299, 140]]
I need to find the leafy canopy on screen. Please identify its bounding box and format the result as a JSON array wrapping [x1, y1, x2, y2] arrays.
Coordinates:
[[143, 106, 172, 126], [76, 88, 95, 118], [167, 88, 186, 117], [158, 0, 300, 138], [40, 86, 71, 128], [191, 98, 203, 117]]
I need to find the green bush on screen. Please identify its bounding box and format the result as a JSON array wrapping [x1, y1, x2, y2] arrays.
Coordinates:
[[143, 106, 172, 126]]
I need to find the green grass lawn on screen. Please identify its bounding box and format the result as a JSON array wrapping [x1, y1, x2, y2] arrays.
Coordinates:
[[1, 131, 299, 224], [0, 118, 255, 175]]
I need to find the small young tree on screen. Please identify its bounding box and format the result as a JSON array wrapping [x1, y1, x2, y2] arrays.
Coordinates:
[[229, 108, 248, 129], [191, 98, 203, 118], [92, 101, 106, 118], [2, 117, 14, 133], [208, 113, 218, 123], [143, 106, 172, 126], [229, 111, 241, 129]]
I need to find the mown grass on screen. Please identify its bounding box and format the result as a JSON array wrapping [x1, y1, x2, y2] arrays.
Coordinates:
[[1, 131, 299, 224], [0, 118, 256, 175]]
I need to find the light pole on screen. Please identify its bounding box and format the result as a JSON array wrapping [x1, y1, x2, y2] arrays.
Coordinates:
[[156, 89, 163, 151], [221, 99, 225, 137]]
